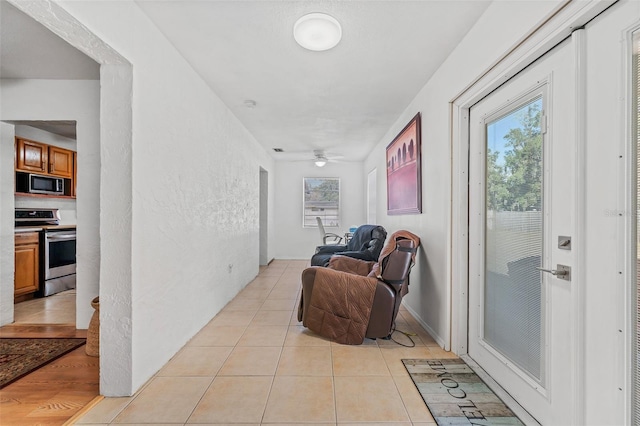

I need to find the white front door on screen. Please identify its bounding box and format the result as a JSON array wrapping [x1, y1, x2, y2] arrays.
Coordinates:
[[468, 36, 576, 424]]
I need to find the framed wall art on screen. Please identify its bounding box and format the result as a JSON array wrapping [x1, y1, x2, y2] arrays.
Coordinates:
[[386, 112, 422, 215]]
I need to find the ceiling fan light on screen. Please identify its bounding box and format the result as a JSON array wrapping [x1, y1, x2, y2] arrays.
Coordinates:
[[294, 13, 342, 51], [314, 157, 328, 167]]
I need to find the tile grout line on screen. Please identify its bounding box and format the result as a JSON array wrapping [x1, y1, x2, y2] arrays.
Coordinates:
[[182, 261, 287, 425], [93, 260, 442, 425], [259, 348, 282, 424], [330, 332, 338, 425], [108, 263, 278, 425], [181, 339, 236, 425], [260, 260, 291, 425]]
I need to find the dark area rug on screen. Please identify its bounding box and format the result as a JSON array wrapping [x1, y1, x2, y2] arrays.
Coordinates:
[[403, 358, 524, 425], [0, 338, 86, 389]]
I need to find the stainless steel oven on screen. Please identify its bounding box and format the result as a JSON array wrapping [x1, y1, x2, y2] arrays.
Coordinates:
[[15, 208, 77, 297], [43, 228, 76, 296]]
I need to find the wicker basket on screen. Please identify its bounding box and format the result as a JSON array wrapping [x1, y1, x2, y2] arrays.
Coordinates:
[[86, 296, 100, 357]]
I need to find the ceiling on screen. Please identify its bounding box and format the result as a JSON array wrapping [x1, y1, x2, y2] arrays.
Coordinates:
[[6, 120, 77, 139], [1, 0, 492, 160]]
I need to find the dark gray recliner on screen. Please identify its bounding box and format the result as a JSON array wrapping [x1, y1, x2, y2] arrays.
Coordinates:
[[310, 224, 387, 267]]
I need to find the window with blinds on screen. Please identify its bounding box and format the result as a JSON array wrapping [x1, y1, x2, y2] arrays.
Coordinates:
[[303, 177, 340, 228]]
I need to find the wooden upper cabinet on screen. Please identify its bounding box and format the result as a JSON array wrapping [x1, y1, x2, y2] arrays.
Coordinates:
[[48, 145, 74, 178], [15, 137, 75, 179], [16, 138, 48, 173]]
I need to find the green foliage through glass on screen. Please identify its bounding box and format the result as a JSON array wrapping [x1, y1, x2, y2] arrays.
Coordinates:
[[487, 98, 543, 212], [303, 178, 340, 227]]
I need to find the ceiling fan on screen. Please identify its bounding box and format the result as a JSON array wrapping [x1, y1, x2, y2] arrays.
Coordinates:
[[312, 150, 331, 167], [272, 148, 344, 167]]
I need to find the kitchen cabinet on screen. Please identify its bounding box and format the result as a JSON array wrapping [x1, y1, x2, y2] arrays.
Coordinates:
[[16, 138, 48, 174], [15, 137, 76, 197], [47, 145, 74, 178], [14, 232, 40, 301], [15, 137, 74, 178]]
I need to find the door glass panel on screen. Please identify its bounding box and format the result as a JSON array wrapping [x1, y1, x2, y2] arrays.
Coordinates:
[[484, 96, 544, 382]]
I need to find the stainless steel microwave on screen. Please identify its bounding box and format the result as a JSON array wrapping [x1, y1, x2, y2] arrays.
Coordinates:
[[16, 172, 64, 195]]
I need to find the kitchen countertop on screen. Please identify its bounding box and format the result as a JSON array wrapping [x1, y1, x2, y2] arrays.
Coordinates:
[[15, 225, 76, 233]]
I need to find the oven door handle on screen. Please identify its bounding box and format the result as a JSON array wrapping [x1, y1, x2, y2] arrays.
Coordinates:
[[47, 235, 76, 241]]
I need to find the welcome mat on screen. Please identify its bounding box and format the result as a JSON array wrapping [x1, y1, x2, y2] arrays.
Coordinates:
[[402, 358, 524, 425], [0, 338, 86, 389]]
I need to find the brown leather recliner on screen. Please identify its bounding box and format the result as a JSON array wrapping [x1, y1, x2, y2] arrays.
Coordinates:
[[298, 231, 420, 344]]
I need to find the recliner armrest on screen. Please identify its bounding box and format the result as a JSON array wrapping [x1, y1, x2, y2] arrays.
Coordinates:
[[330, 250, 377, 261], [314, 244, 348, 254], [298, 267, 320, 323]]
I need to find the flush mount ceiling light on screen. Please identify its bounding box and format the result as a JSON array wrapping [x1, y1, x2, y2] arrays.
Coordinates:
[[294, 13, 342, 51]]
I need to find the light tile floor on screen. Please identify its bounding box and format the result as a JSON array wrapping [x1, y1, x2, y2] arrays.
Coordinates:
[[75, 259, 447, 425], [14, 289, 76, 324]]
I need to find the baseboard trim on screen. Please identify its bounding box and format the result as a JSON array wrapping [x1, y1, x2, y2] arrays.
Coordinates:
[[402, 301, 447, 349]]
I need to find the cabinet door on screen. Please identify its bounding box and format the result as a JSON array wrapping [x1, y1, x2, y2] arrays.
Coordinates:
[[48, 146, 74, 178], [14, 233, 40, 298], [16, 138, 47, 173], [72, 152, 77, 197]]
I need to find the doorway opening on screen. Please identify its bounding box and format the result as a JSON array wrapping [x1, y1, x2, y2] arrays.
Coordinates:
[[259, 167, 269, 266], [11, 121, 79, 326], [367, 168, 377, 224], [1, 0, 134, 396]]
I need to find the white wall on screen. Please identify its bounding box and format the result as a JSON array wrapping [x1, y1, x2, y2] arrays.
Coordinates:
[[0, 79, 100, 330], [364, 1, 560, 348], [274, 161, 365, 259], [0, 123, 16, 326], [46, 0, 277, 395]]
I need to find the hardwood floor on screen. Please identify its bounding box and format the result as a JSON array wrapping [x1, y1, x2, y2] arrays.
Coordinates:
[[0, 325, 100, 425]]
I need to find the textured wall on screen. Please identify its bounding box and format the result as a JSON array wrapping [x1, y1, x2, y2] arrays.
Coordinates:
[[0, 124, 16, 326], [99, 63, 134, 396], [47, 0, 276, 395]]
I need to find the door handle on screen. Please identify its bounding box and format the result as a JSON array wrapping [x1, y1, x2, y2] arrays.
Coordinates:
[[536, 264, 571, 281], [47, 235, 76, 241], [536, 267, 567, 276]]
